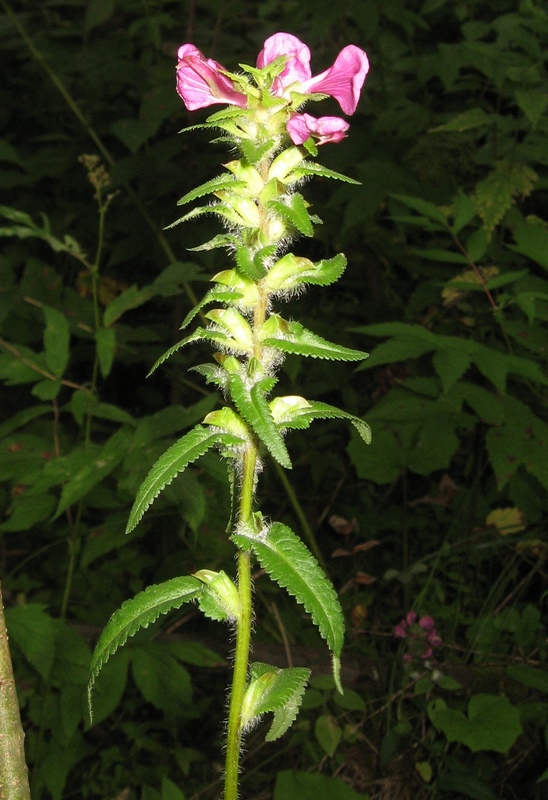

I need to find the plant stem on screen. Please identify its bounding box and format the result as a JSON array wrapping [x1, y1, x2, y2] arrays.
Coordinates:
[[0, 580, 31, 800], [224, 445, 257, 800]]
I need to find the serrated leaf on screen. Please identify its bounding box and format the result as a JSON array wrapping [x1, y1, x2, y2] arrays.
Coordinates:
[[88, 576, 202, 714], [268, 194, 314, 237], [261, 316, 368, 361], [126, 426, 243, 532], [188, 233, 239, 252], [176, 174, 246, 206], [233, 522, 344, 682], [242, 663, 310, 741], [180, 289, 243, 330], [474, 161, 538, 235], [166, 203, 250, 230], [290, 163, 360, 185], [270, 397, 371, 444], [228, 374, 291, 468]]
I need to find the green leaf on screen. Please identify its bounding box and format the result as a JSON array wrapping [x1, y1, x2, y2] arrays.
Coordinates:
[[427, 694, 522, 754], [268, 194, 314, 237], [270, 396, 371, 445], [242, 662, 310, 740], [228, 374, 291, 468], [5, 604, 57, 680], [274, 770, 369, 800], [103, 284, 155, 327], [54, 427, 133, 518], [95, 326, 116, 379], [233, 522, 344, 689], [261, 316, 368, 361], [126, 426, 243, 532], [290, 162, 360, 185], [391, 193, 449, 226], [315, 714, 343, 756], [515, 89, 548, 129], [263, 253, 347, 294], [180, 289, 242, 329], [429, 107, 493, 133], [43, 306, 70, 377], [510, 219, 548, 270], [507, 665, 548, 693], [88, 576, 202, 710], [176, 174, 246, 206]]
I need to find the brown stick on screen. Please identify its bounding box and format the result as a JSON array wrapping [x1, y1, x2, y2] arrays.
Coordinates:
[[0, 580, 31, 800]]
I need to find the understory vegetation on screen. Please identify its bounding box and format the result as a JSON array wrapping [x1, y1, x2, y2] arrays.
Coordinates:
[[1, 1, 547, 798]]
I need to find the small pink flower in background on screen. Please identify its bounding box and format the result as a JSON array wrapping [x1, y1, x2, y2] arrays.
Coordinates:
[[176, 44, 247, 110], [393, 611, 442, 663], [286, 113, 349, 146]]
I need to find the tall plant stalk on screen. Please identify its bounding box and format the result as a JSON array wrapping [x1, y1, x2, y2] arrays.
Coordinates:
[[88, 32, 371, 799]]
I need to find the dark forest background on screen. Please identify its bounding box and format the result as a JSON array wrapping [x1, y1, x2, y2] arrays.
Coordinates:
[[1, 1, 547, 798]]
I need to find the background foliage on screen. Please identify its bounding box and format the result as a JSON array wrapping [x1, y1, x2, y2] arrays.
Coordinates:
[[1, 0, 547, 798]]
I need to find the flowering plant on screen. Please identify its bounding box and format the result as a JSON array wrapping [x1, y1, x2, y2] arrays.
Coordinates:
[[394, 611, 443, 664], [88, 32, 369, 800]]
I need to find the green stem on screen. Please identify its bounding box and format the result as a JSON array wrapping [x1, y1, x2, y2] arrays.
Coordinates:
[[224, 444, 257, 800]]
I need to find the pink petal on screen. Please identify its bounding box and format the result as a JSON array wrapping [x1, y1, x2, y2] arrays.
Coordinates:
[[176, 44, 247, 110], [419, 615, 436, 632], [393, 620, 408, 638], [301, 45, 369, 115], [257, 32, 312, 93], [287, 113, 349, 145], [405, 610, 418, 626]]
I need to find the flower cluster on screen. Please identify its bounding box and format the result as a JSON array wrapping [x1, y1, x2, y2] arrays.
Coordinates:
[[393, 611, 442, 664], [176, 32, 369, 147]]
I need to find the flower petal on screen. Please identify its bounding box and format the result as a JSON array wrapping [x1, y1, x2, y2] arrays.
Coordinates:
[[301, 45, 369, 115], [287, 113, 349, 145], [176, 44, 247, 110], [257, 32, 312, 93]]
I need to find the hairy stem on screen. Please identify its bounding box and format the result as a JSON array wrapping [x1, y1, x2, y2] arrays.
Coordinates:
[[224, 445, 257, 800]]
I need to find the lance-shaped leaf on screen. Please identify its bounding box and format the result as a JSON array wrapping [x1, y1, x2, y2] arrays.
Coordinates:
[[126, 426, 244, 532], [233, 522, 344, 690], [241, 662, 311, 741], [268, 193, 314, 237], [166, 203, 253, 230], [228, 374, 291, 468], [289, 162, 360, 185], [270, 396, 371, 445], [180, 288, 243, 330], [148, 320, 254, 376], [260, 315, 368, 361], [88, 576, 202, 714], [263, 253, 347, 294], [176, 174, 247, 207], [188, 233, 239, 252]]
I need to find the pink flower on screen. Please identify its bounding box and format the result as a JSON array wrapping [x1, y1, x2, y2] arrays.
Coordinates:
[[257, 33, 369, 115], [393, 611, 442, 664], [286, 113, 349, 145], [176, 44, 247, 111]]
